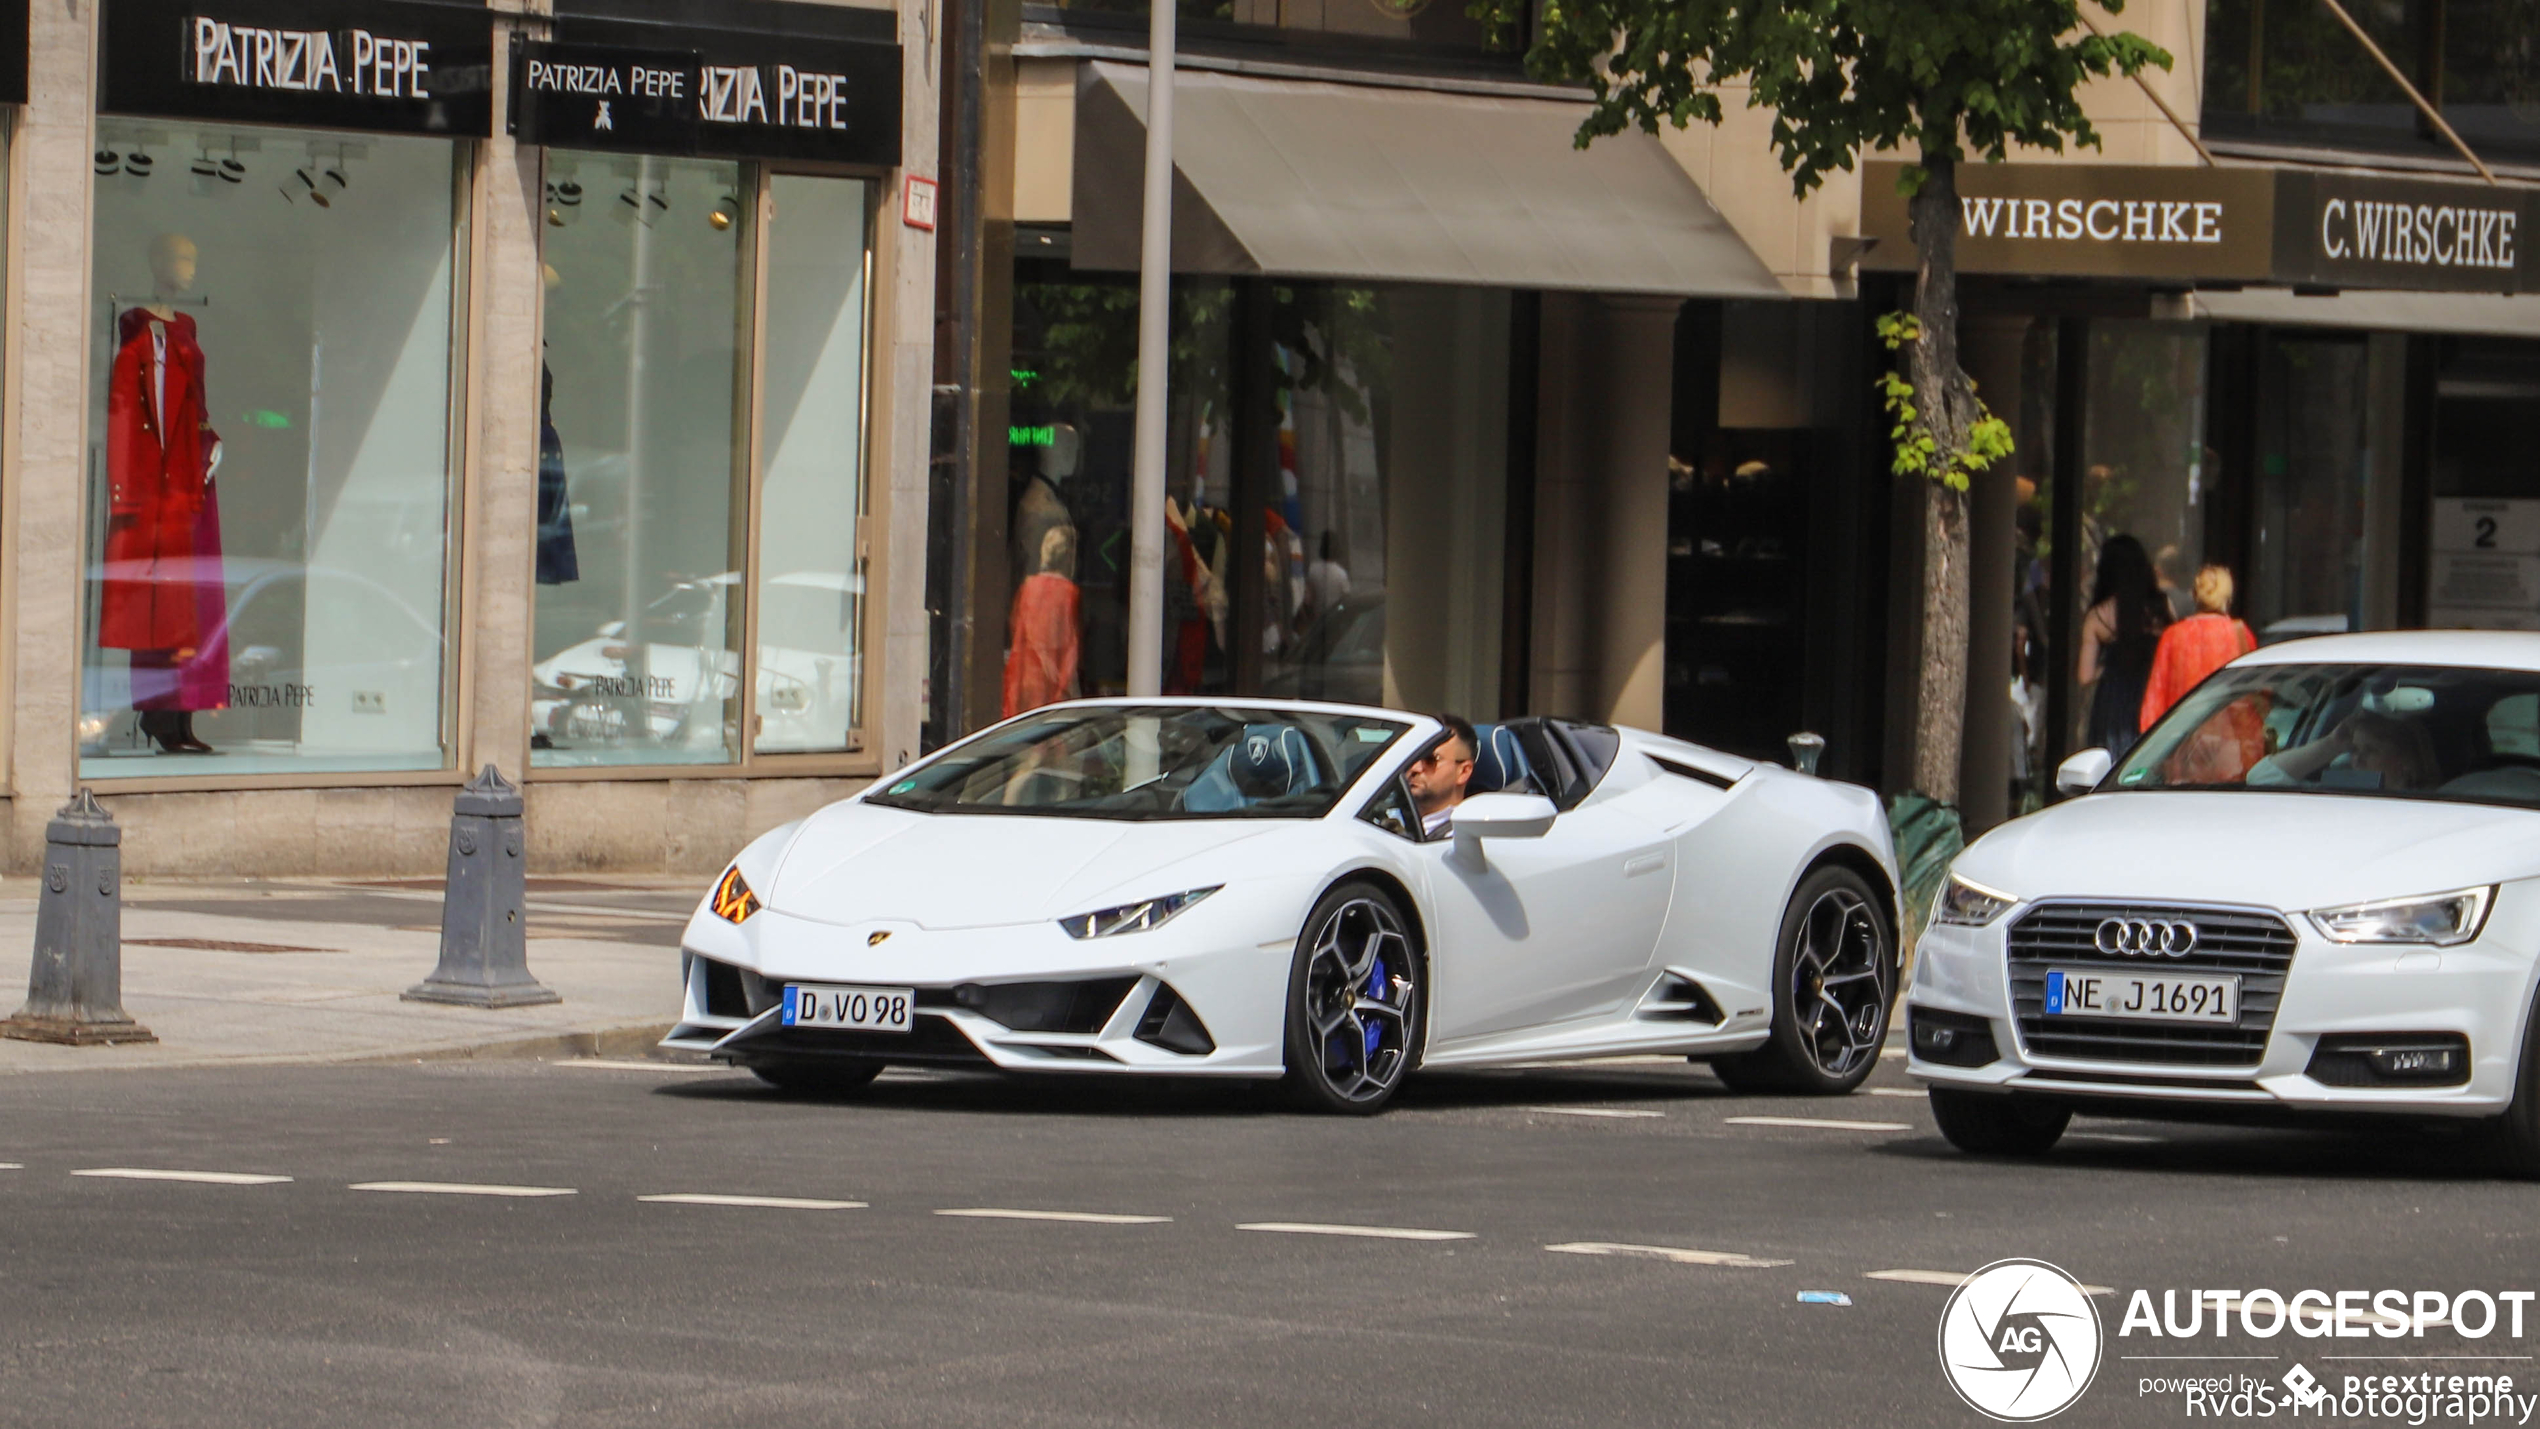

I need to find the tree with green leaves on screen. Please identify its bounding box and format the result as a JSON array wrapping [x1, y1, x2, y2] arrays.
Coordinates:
[[1475, 0, 2167, 803]]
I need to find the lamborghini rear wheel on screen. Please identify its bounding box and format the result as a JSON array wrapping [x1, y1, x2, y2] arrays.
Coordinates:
[[1709, 865, 1894, 1095], [748, 1057, 886, 1096], [1284, 881, 1422, 1115]]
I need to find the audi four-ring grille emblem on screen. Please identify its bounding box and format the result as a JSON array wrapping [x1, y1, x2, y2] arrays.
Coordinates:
[[2095, 917, 2199, 956]]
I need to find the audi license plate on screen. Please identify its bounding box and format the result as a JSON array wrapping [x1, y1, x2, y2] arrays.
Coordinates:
[[2045, 968, 2238, 1024], [781, 983, 914, 1033]]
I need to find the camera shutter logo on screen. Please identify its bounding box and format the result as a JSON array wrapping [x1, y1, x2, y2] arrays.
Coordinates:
[[1938, 1259, 2103, 1421], [2095, 917, 2197, 957]]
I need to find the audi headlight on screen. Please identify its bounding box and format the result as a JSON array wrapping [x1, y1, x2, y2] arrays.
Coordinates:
[[1058, 886, 1220, 940], [710, 865, 761, 925], [1933, 874, 2018, 927], [2307, 886, 2494, 946]]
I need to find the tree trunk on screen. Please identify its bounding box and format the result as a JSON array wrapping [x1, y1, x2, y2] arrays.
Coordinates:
[[1905, 150, 1983, 806]]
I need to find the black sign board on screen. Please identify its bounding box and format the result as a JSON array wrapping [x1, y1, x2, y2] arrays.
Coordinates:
[[0, 0, 27, 105], [2274, 170, 2537, 295], [101, 0, 492, 135], [511, 17, 899, 166]]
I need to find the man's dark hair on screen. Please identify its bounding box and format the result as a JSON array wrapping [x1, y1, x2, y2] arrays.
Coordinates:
[[1436, 713, 1477, 755]]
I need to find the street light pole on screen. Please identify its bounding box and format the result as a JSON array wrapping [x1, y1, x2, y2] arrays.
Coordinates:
[[1124, 0, 1176, 697]]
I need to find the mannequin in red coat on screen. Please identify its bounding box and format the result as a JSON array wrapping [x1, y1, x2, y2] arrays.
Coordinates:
[[101, 234, 228, 753]]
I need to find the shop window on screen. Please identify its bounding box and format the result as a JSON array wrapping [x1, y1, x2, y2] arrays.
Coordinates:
[[1002, 272, 1509, 721], [531, 153, 748, 767], [81, 120, 462, 776], [2205, 0, 2540, 159], [753, 176, 873, 755], [2424, 336, 2540, 629]]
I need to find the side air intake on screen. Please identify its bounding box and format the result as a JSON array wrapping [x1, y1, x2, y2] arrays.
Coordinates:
[[1134, 982, 1216, 1055]]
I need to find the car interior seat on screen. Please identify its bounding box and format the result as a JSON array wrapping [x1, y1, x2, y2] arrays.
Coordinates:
[[1183, 724, 1324, 812], [1468, 723, 1537, 795]]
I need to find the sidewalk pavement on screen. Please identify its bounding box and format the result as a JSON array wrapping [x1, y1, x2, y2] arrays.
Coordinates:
[[0, 875, 699, 1074]]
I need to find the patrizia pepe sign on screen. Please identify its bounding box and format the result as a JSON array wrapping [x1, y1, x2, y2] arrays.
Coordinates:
[[509, 31, 899, 165], [103, 0, 491, 133], [1860, 160, 2539, 294]]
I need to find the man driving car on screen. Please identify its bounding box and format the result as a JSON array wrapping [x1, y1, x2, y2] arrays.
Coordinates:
[[1408, 714, 1478, 838]]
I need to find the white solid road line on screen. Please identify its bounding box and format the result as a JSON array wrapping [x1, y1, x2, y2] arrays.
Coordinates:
[[558, 1059, 729, 1074], [349, 1181, 577, 1198], [1867, 1269, 2117, 1294], [73, 1168, 292, 1185], [1546, 1241, 1794, 1268], [1725, 1115, 1912, 1132], [1866, 1087, 1927, 1098], [0, 1162, 20, 1170], [1527, 1106, 1667, 1119], [936, 1208, 1172, 1224], [1239, 1221, 1475, 1242], [640, 1193, 866, 1210]]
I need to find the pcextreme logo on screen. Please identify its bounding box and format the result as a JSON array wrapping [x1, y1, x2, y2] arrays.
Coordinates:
[[1939, 1259, 2106, 1421]]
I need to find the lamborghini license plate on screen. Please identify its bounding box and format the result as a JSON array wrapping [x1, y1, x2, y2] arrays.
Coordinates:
[[781, 983, 914, 1032], [2045, 968, 2238, 1024]]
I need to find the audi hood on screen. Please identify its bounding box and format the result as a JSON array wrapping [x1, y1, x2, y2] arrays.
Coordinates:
[[752, 801, 1293, 931], [1955, 790, 2540, 913]]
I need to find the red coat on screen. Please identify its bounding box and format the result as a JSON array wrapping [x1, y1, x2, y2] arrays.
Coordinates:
[[100, 309, 221, 652], [1002, 572, 1081, 717]]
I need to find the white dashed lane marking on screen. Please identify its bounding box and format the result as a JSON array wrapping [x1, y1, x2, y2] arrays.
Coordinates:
[[349, 1181, 576, 1198], [73, 1168, 291, 1185], [1239, 1222, 1475, 1242], [1527, 1106, 1666, 1119], [639, 1193, 866, 1210], [0, 1162, 20, 1170], [1724, 1116, 1912, 1132], [558, 1059, 729, 1074], [1546, 1241, 1793, 1268], [1867, 1268, 2116, 1294], [1865, 1087, 1927, 1098], [936, 1208, 1172, 1224]]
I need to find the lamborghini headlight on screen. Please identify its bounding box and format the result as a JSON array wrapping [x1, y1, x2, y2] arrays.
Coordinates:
[[1058, 886, 1220, 940], [711, 865, 761, 925], [1933, 874, 2018, 927], [2307, 886, 2493, 946]]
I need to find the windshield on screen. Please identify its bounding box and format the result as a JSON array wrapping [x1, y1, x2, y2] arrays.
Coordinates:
[[867, 706, 1410, 820], [2110, 662, 2540, 810]]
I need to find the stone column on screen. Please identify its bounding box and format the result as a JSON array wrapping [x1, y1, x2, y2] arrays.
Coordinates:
[[6, 0, 100, 870]]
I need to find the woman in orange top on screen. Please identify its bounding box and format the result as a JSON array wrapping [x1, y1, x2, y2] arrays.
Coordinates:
[[2141, 565, 2257, 729]]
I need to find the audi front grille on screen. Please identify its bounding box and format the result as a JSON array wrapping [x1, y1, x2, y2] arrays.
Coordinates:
[[2006, 902, 2297, 1068]]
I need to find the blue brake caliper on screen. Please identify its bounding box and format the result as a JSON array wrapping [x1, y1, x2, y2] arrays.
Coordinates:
[[1362, 955, 1387, 1058]]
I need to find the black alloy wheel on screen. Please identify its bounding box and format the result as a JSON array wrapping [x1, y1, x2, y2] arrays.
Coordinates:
[[1283, 881, 1422, 1115], [1929, 1086, 2072, 1156], [1709, 864, 1896, 1095], [749, 1057, 886, 1096]]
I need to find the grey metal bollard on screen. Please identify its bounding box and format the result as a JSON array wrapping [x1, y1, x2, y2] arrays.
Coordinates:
[[404, 765, 560, 1008], [1786, 731, 1827, 777], [1, 790, 155, 1045]]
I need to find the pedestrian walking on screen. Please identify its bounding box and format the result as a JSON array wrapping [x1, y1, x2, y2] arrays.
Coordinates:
[[2139, 564, 2256, 730], [2076, 533, 2168, 759]]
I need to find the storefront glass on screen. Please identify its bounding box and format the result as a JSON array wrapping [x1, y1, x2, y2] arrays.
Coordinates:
[[531, 152, 748, 767], [2204, 0, 2540, 159], [2069, 320, 2209, 757], [2423, 337, 2540, 629], [753, 175, 873, 755], [81, 119, 460, 776], [1003, 270, 1509, 720]]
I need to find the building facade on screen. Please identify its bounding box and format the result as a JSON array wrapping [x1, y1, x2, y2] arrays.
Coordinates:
[[0, 0, 936, 874], [932, 0, 2540, 849]]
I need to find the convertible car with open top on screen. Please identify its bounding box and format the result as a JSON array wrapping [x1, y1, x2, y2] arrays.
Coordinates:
[[668, 699, 1901, 1113]]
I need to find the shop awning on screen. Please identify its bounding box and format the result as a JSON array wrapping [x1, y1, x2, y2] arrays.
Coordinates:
[[1069, 61, 1786, 297], [2191, 288, 2540, 336]]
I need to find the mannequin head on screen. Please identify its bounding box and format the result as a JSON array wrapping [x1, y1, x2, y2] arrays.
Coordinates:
[[148, 234, 198, 294]]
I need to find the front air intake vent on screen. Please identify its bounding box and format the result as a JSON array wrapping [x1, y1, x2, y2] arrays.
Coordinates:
[[1637, 973, 1725, 1024], [1134, 982, 1216, 1056]]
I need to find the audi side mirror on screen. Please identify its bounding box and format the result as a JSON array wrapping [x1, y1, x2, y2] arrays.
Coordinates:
[[2055, 748, 2113, 797]]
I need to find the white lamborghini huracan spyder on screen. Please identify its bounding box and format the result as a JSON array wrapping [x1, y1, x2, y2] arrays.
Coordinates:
[[668, 699, 1901, 1112]]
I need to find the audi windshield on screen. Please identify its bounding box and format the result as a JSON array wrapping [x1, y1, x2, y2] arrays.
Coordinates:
[[2109, 663, 2540, 810], [864, 705, 1409, 820]]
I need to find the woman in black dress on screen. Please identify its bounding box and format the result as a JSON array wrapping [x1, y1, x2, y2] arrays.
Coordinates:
[[2077, 534, 2170, 759]]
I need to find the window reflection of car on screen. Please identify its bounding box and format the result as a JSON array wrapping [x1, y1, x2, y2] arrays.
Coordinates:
[[1264, 591, 1384, 705], [80, 558, 445, 754], [530, 570, 862, 754], [1910, 631, 2540, 1176]]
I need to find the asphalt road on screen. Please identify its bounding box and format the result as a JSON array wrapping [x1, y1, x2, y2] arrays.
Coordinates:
[[3, 1055, 2536, 1428]]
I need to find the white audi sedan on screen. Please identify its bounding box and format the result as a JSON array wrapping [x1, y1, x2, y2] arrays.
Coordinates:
[[668, 698, 1901, 1113], [1909, 632, 2540, 1173]]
